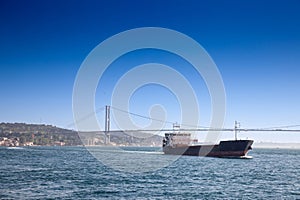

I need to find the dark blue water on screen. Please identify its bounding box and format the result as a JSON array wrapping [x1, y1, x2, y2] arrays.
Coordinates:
[[0, 146, 299, 199]]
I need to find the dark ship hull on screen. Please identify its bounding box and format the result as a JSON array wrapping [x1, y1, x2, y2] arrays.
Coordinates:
[[163, 140, 253, 158]]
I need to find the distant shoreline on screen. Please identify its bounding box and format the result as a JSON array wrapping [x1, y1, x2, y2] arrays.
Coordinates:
[[2, 144, 300, 150], [253, 143, 300, 150], [1, 122, 300, 149]]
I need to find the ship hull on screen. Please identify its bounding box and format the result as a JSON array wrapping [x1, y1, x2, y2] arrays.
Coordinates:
[[163, 140, 253, 158]]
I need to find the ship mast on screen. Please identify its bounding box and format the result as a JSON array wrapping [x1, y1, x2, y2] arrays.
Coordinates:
[[234, 121, 240, 140], [173, 122, 180, 133]]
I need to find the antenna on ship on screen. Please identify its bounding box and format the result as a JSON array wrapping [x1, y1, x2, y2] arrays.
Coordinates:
[[234, 121, 240, 140]]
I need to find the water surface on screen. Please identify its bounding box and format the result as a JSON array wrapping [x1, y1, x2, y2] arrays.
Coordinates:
[[0, 147, 299, 199]]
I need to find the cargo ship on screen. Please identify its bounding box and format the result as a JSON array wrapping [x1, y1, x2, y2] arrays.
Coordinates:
[[162, 124, 253, 158]]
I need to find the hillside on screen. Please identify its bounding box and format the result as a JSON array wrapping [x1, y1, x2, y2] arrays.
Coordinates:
[[0, 123, 81, 146], [78, 130, 162, 147], [0, 123, 163, 147]]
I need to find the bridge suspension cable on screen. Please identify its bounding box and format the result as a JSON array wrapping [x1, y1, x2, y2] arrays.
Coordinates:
[[68, 105, 300, 133], [110, 106, 210, 129]]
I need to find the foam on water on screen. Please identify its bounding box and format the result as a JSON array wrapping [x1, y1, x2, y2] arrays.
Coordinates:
[[6, 147, 25, 150]]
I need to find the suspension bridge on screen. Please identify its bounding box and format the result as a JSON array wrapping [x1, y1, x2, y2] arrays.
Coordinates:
[[71, 105, 300, 145]]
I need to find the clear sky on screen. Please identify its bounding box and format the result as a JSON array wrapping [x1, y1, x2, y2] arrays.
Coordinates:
[[1, 0, 300, 142]]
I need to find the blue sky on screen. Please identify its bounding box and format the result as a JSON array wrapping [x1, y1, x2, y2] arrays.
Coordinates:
[[0, 0, 300, 142]]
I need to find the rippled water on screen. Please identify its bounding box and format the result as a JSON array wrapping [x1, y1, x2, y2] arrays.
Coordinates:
[[0, 146, 299, 199]]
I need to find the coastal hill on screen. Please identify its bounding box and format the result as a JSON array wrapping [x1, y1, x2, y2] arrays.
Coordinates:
[[0, 123, 81, 146], [0, 123, 162, 147]]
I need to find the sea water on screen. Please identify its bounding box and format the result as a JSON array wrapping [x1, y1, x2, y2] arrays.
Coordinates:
[[0, 146, 299, 199]]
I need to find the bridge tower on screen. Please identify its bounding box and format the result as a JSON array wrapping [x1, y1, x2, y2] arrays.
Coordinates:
[[105, 105, 110, 145]]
